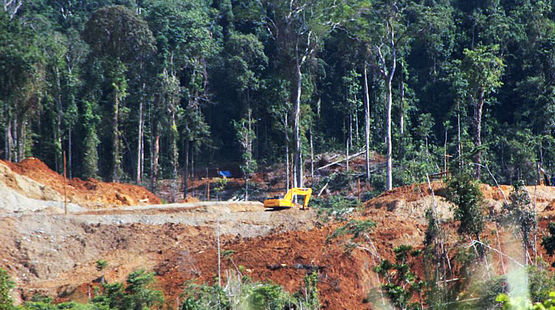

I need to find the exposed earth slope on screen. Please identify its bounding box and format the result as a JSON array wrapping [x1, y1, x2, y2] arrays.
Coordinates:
[[0, 159, 554, 309]]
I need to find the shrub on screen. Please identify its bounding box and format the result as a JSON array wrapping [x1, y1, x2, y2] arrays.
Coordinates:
[[310, 195, 359, 221], [446, 173, 485, 242], [327, 219, 375, 242], [95, 260, 107, 271], [181, 272, 319, 310], [502, 181, 537, 256], [372, 245, 423, 309], [0, 269, 15, 310], [92, 269, 164, 310], [542, 223, 555, 257], [496, 291, 555, 310]]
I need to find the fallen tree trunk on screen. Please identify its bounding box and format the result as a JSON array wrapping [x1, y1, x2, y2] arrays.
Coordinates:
[[316, 150, 366, 171]]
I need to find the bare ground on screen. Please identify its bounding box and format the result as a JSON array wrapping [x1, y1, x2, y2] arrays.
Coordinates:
[[1, 158, 554, 309]]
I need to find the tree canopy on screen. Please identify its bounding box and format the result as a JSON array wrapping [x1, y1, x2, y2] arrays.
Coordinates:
[[0, 0, 552, 191]]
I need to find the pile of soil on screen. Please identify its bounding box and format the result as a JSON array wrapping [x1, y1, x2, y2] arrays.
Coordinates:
[[0, 161, 84, 213], [1, 158, 161, 208]]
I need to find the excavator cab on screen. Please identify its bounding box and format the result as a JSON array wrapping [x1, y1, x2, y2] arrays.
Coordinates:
[[263, 187, 312, 210]]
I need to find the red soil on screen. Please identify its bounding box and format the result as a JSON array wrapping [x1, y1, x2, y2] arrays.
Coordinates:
[[1, 157, 161, 208]]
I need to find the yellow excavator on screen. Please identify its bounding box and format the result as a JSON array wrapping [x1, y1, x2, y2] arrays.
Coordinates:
[[263, 187, 312, 210]]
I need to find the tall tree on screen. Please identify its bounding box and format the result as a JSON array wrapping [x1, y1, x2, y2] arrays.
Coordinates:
[[458, 44, 504, 179], [233, 109, 257, 200], [146, 0, 220, 195], [0, 11, 45, 162], [366, 0, 412, 190], [263, 0, 341, 188], [83, 5, 155, 181]]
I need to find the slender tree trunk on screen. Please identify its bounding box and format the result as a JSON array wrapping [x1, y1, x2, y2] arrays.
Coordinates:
[[363, 62, 371, 181], [293, 40, 303, 188], [13, 118, 18, 162], [136, 94, 143, 184], [4, 120, 7, 161], [474, 88, 484, 179], [457, 101, 462, 168], [191, 147, 195, 197], [56, 69, 63, 173], [18, 119, 25, 161], [245, 175, 249, 200], [170, 111, 178, 179], [444, 129, 448, 172], [285, 113, 290, 191], [381, 23, 396, 191], [68, 127, 72, 179], [183, 139, 189, 199], [245, 109, 252, 201], [346, 131, 350, 172], [354, 107, 359, 146], [400, 80, 405, 136], [6, 118, 11, 161], [349, 113, 353, 150], [386, 79, 393, 190], [310, 127, 314, 181], [151, 126, 159, 193], [112, 90, 120, 182], [170, 109, 179, 202]]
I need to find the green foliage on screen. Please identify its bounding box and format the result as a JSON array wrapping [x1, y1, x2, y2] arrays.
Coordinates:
[[221, 249, 235, 258], [81, 100, 100, 179], [92, 269, 164, 310], [95, 260, 107, 271], [424, 208, 439, 247], [295, 271, 320, 310], [0, 269, 15, 310], [542, 223, 555, 258], [310, 195, 359, 221], [181, 272, 319, 310], [314, 171, 360, 193], [180, 282, 229, 310], [0, 268, 167, 310], [490, 130, 540, 184], [496, 291, 555, 310], [83, 6, 155, 62], [328, 219, 375, 241], [0, 0, 554, 200], [233, 110, 257, 178], [242, 283, 294, 310], [446, 173, 485, 240], [528, 263, 555, 303], [460, 44, 505, 99], [23, 301, 102, 310], [501, 181, 537, 252], [455, 263, 555, 309], [372, 245, 423, 309], [213, 177, 229, 193]]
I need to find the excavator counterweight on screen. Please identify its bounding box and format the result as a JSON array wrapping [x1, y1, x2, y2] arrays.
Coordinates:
[[263, 187, 312, 209]]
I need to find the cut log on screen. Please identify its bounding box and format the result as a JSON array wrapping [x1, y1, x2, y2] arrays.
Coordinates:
[[316, 150, 366, 171]]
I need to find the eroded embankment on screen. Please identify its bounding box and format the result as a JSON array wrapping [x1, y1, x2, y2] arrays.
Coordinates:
[[0, 202, 317, 304], [1, 159, 554, 309]]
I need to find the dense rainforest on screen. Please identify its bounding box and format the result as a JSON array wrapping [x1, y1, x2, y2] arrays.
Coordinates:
[[0, 0, 553, 193]]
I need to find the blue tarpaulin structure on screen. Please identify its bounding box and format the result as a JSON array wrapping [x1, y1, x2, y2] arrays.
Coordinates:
[[219, 170, 232, 178]]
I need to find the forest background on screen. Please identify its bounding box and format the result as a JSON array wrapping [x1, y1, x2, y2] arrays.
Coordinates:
[[0, 0, 553, 194]]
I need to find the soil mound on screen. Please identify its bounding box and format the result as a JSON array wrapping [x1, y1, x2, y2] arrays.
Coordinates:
[[1, 158, 161, 208], [0, 161, 84, 213], [363, 181, 555, 220], [363, 182, 453, 220]]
